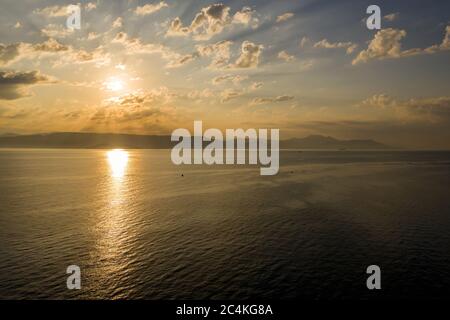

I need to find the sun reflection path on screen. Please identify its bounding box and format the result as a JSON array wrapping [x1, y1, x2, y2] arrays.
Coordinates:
[[107, 149, 129, 178], [92, 149, 134, 297]]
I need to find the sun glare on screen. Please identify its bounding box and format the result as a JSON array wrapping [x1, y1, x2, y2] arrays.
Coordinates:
[[107, 149, 129, 178], [105, 78, 125, 92]]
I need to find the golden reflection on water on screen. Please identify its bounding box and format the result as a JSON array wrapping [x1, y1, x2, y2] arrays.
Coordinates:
[[92, 149, 135, 297], [107, 149, 129, 178]]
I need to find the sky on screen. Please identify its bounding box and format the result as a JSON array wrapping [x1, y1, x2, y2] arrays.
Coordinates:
[[0, 0, 449, 148]]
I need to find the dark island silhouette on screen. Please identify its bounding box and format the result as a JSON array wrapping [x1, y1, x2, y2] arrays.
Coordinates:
[[0, 132, 390, 150]]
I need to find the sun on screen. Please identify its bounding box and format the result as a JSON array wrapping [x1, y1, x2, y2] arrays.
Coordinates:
[[107, 149, 129, 178], [105, 77, 125, 92]]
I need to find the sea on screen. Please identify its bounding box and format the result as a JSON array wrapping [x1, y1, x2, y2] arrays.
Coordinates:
[[0, 149, 449, 299]]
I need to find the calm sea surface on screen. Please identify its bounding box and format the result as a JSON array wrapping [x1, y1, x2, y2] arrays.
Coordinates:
[[0, 149, 449, 299]]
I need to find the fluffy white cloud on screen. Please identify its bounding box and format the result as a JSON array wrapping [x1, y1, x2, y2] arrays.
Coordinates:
[[85, 3, 97, 11], [113, 17, 123, 29], [166, 53, 198, 68], [220, 88, 243, 102], [0, 38, 110, 67], [276, 12, 294, 23], [167, 4, 258, 40], [212, 74, 248, 85], [384, 13, 399, 22], [167, 17, 190, 36], [361, 94, 450, 122], [87, 32, 100, 41], [361, 94, 397, 109], [299, 36, 310, 48], [277, 50, 295, 62], [299, 59, 315, 71], [33, 5, 70, 17], [352, 26, 450, 65], [134, 2, 168, 16], [252, 95, 294, 105], [195, 39, 264, 69], [352, 29, 406, 64], [104, 87, 174, 107], [113, 32, 192, 68], [232, 6, 259, 28], [34, 3, 94, 17], [441, 26, 450, 50], [250, 82, 263, 90], [113, 32, 171, 56], [196, 40, 233, 68], [232, 41, 263, 68], [314, 39, 357, 54], [186, 89, 214, 100], [41, 24, 74, 38], [112, 33, 262, 70]]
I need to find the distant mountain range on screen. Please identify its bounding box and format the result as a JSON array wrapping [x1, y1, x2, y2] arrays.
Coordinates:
[[281, 135, 389, 149], [0, 132, 390, 149]]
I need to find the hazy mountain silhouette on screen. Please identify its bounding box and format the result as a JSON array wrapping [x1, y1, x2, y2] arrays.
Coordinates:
[[282, 135, 389, 149], [0, 132, 170, 149], [0, 132, 390, 149]]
